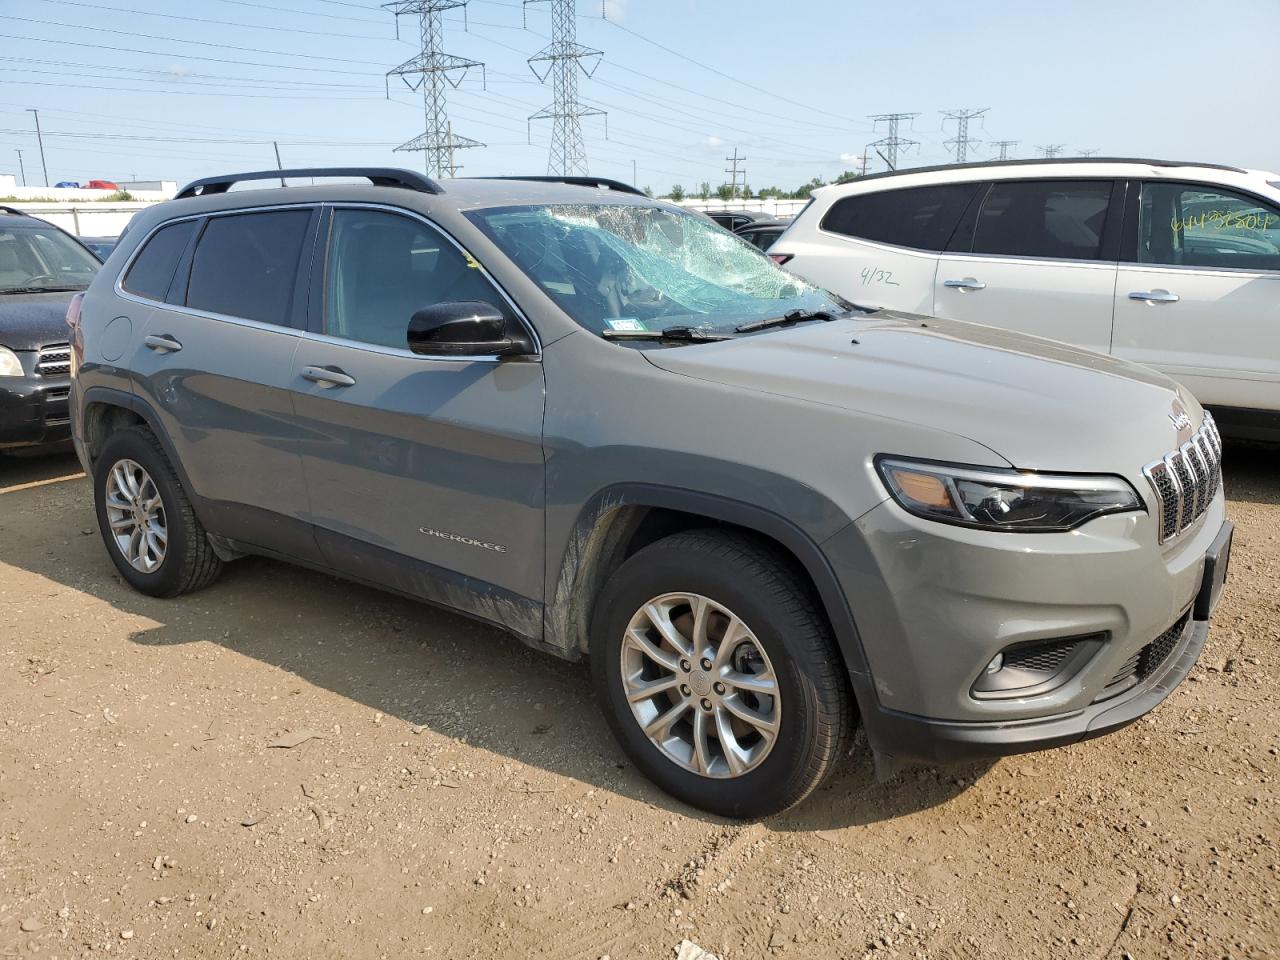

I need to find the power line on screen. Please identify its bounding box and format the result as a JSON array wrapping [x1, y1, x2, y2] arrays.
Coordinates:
[[989, 139, 1018, 161], [940, 107, 987, 164], [867, 113, 918, 171], [1037, 144, 1066, 159], [590, 15, 867, 127], [385, 1, 486, 178], [0, 31, 385, 76], [29, 0, 404, 42], [1078, 147, 1100, 157], [524, 0, 604, 176]]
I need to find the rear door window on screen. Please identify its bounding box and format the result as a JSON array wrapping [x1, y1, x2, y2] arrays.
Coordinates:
[[122, 219, 198, 302], [1138, 182, 1280, 271], [185, 210, 311, 324], [971, 180, 1114, 260], [820, 183, 980, 251]]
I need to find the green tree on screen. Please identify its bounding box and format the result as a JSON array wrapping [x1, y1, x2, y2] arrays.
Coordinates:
[[834, 169, 863, 184], [757, 186, 786, 199], [716, 183, 734, 201], [668, 183, 685, 201], [698, 181, 711, 200], [791, 177, 826, 199], [739, 183, 753, 199], [643, 185, 653, 198]]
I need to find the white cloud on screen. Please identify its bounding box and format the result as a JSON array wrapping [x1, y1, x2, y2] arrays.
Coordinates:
[[839, 152, 861, 164], [165, 64, 194, 78], [706, 136, 724, 147], [602, 0, 628, 21]]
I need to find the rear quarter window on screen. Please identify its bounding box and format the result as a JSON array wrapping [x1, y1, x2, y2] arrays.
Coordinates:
[[820, 183, 980, 251], [185, 210, 311, 325], [122, 219, 198, 302]]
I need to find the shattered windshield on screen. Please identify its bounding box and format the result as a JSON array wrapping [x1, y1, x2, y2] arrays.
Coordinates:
[[466, 203, 843, 336]]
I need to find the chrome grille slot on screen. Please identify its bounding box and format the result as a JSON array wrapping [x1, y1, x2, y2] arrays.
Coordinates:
[[1142, 413, 1222, 544], [36, 343, 72, 378]]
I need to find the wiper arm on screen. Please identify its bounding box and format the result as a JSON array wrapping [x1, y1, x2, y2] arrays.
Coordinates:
[[734, 309, 839, 334], [600, 325, 735, 343], [0, 285, 86, 294]]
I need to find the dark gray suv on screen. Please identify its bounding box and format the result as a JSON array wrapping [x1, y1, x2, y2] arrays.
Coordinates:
[[70, 168, 1231, 817]]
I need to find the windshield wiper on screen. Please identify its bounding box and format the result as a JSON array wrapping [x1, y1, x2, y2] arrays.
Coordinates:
[[734, 309, 841, 334], [600, 325, 735, 343], [0, 285, 86, 295]]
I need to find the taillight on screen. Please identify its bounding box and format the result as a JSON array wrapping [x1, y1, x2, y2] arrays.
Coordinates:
[[769, 253, 793, 265], [65, 291, 84, 329], [66, 292, 85, 371]]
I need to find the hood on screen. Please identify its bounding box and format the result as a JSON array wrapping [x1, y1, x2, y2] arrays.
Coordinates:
[[643, 311, 1201, 474], [0, 291, 77, 351]]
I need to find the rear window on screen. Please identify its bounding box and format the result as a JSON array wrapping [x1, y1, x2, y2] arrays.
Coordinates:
[[122, 219, 198, 302], [820, 183, 979, 251], [185, 210, 311, 325], [971, 180, 1113, 260]]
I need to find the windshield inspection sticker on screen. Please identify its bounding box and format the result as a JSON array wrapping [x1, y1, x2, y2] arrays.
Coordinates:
[[605, 317, 647, 331]]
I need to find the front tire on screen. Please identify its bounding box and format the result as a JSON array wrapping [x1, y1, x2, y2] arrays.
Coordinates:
[[93, 426, 222, 598], [590, 530, 852, 818]]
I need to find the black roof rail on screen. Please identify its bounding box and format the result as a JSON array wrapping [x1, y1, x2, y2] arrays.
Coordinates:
[[473, 175, 647, 196], [0, 205, 30, 217], [842, 156, 1248, 186], [175, 167, 443, 199]]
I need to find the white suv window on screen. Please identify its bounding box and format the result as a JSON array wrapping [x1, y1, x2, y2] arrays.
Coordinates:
[[971, 180, 1113, 261], [1139, 182, 1280, 272], [820, 183, 979, 251]]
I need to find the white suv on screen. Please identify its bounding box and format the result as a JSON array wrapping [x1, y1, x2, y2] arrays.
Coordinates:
[[772, 159, 1280, 441]]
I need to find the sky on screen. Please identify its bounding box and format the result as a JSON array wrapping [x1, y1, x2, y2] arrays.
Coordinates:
[[2, 0, 1278, 194]]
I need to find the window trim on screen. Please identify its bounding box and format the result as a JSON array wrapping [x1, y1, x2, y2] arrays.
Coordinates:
[[115, 203, 321, 334], [118, 217, 199, 303], [306, 201, 542, 363], [960, 177, 1122, 266], [816, 181, 984, 254], [1120, 178, 1280, 275]]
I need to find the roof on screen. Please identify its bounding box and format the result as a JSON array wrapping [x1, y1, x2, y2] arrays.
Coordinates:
[[811, 157, 1280, 200]]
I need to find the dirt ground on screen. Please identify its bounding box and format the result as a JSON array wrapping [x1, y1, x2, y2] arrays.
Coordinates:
[[1, 446, 1276, 960]]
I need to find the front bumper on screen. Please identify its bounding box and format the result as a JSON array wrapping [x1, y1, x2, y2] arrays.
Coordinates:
[[0, 365, 71, 449], [826, 489, 1231, 766]]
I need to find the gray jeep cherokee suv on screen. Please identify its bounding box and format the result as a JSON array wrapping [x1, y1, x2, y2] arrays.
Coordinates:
[[70, 168, 1232, 817]]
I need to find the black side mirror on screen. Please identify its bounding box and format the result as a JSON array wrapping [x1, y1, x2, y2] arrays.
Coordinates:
[[406, 301, 534, 358]]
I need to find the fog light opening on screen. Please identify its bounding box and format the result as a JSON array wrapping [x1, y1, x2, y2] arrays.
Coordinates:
[[984, 653, 1004, 674]]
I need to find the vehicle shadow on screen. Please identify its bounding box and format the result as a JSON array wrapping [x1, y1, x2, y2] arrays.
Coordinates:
[[1, 452, 983, 828], [1222, 440, 1278, 506]]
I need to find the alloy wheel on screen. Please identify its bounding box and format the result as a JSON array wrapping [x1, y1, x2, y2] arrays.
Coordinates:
[[103, 458, 168, 573], [620, 592, 780, 779]]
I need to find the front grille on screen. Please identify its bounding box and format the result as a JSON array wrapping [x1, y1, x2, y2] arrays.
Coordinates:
[[36, 343, 71, 378], [1142, 413, 1222, 543], [1095, 612, 1190, 701]]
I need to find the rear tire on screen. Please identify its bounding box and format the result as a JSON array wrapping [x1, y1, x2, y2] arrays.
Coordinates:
[[590, 529, 851, 818], [93, 426, 222, 598]]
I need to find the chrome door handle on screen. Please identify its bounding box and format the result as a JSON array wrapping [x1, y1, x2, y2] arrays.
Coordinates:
[[301, 365, 356, 387], [943, 277, 986, 291], [143, 334, 182, 353], [1129, 290, 1180, 303]]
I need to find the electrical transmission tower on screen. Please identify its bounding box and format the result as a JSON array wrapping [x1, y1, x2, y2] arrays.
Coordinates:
[[940, 107, 988, 163], [1078, 147, 1100, 157], [990, 139, 1018, 161], [867, 113, 919, 171], [724, 148, 746, 200], [525, 0, 605, 176], [1036, 144, 1066, 159], [384, 1, 485, 178]]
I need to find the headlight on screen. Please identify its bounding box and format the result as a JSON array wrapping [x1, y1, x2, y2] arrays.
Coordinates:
[[876, 457, 1144, 532], [0, 346, 24, 378]]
